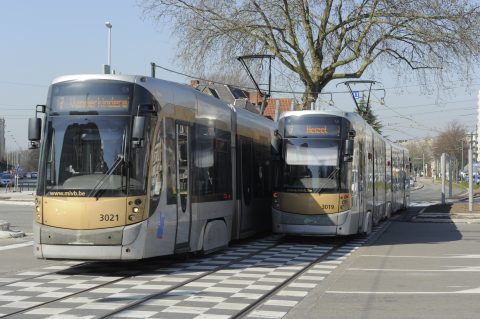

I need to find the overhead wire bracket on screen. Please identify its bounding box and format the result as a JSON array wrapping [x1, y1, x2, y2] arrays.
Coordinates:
[[237, 54, 275, 115]]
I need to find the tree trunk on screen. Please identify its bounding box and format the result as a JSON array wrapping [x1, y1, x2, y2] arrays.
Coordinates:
[[300, 82, 323, 110]]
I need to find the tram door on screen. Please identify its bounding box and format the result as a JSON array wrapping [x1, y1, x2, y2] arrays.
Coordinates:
[[175, 123, 191, 249], [358, 141, 366, 218], [240, 137, 254, 233]]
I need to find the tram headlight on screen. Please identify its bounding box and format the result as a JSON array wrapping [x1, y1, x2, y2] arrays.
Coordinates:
[[132, 207, 140, 213], [272, 192, 279, 207], [34, 197, 43, 223], [128, 214, 135, 221]]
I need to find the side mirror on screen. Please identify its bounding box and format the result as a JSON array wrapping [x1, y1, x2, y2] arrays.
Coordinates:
[[344, 139, 354, 156], [132, 116, 145, 148], [28, 118, 42, 149], [344, 139, 354, 162], [28, 118, 41, 141], [28, 104, 46, 149]]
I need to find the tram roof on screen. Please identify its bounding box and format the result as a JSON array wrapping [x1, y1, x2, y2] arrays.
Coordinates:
[[278, 110, 365, 122], [50, 74, 186, 87]]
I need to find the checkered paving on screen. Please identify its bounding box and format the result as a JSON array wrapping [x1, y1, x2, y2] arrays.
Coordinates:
[[0, 239, 279, 318], [245, 242, 365, 319], [0, 225, 389, 319]]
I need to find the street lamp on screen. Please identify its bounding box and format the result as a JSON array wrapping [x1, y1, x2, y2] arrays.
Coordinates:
[[104, 21, 112, 74]]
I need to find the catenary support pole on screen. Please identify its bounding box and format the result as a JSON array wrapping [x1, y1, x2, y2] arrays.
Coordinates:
[[441, 153, 445, 204], [469, 142, 473, 211]]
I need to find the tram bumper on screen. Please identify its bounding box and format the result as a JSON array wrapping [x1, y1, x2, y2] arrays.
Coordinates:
[[272, 208, 360, 236], [33, 221, 147, 260]]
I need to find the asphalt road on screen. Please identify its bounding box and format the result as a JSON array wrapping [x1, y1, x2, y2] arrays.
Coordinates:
[[0, 201, 57, 276], [286, 179, 480, 319], [412, 177, 466, 202], [1, 180, 479, 318], [0, 202, 34, 234]]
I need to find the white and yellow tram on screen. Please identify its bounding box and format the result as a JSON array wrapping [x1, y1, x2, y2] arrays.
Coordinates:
[[272, 111, 410, 236], [28, 74, 275, 260]]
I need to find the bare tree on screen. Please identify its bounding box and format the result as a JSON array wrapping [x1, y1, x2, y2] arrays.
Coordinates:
[[201, 70, 253, 89], [140, 0, 480, 109], [432, 120, 467, 169], [403, 138, 433, 174]]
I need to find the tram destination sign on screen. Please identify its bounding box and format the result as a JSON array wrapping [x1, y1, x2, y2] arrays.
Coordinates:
[[52, 94, 130, 112], [285, 117, 341, 138]]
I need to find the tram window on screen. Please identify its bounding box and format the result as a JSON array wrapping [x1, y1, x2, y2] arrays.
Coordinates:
[[192, 124, 232, 202], [285, 141, 338, 166], [130, 115, 154, 196], [166, 119, 176, 205], [150, 120, 163, 198]]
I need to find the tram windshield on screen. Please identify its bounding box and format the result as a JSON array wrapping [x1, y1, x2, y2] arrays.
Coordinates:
[[282, 139, 348, 193], [38, 116, 147, 197]]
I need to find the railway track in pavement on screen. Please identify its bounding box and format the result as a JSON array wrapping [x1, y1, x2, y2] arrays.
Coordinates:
[[0, 222, 389, 319]]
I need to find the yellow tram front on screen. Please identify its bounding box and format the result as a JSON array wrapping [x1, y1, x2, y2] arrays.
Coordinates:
[[29, 76, 155, 260], [272, 112, 356, 236]]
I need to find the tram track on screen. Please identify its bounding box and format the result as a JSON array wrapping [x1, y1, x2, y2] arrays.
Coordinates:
[[0, 257, 179, 318], [232, 237, 351, 319], [0, 261, 93, 288], [0, 227, 385, 319], [0, 234, 284, 318]]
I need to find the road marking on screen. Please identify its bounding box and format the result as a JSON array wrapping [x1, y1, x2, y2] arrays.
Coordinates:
[[0, 201, 34, 206], [348, 267, 480, 272], [0, 241, 33, 251], [327, 288, 480, 294], [360, 254, 480, 259]]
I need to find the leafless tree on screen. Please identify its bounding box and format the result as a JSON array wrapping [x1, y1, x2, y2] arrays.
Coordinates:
[[200, 70, 253, 89], [432, 120, 467, 169], [403, 138, 433, 174], [139, 0, 480, 109]]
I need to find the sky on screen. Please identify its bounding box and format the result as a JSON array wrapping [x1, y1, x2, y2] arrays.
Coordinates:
[[1, 0, 480, 152]]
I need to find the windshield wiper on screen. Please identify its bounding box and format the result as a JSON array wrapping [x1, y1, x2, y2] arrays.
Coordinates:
[[88, 154, 124, 199], [312, 166, 340, 193]]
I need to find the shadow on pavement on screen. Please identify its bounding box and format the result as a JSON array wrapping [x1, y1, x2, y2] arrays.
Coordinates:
[[371, 205, 463, 246]]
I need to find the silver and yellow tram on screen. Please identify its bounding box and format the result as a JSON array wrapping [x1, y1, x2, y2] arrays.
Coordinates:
[[28, 74, 275, 260], [272, 111, 410, 236]]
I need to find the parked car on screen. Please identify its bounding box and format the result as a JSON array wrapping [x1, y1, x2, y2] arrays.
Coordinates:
[[0, 173, 15, 187], [30, 172, 38, 179]]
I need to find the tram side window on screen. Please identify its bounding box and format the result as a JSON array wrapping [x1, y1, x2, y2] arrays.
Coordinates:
[[165, 119, 177, 205], [131, 117, 154, 195], [150, 120, 163, 198], [192, 124, 232, 202]]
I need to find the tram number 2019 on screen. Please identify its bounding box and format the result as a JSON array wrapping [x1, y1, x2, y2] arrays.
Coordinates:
[[100, 214, 119, 222]]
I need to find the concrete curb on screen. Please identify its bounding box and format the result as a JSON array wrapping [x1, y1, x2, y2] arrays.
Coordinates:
[[0, 220, 26, 238], [411, 183, 424, 191], [412, 196, 480, 223], [411, 217, 480, 224], [0, 192, 35, 203]]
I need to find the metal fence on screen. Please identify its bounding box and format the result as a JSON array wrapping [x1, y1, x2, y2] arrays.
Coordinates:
[[1, 180, 37, 192], [17, 180, 37, 191]]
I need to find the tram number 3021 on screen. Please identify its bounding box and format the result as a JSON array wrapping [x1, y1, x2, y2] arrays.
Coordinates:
[[99, 214, 119, 222]]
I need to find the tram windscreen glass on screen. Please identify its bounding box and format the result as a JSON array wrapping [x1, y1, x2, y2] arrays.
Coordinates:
[[285, 140, 338, 166], [283, 139, 347, 192], [38, 116, 147, 197], [284, 116, 341, 138], [50, 81, 132, 114]]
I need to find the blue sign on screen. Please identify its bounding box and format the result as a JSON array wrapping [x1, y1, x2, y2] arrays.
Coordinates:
[[352, 91, 361, 99]]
